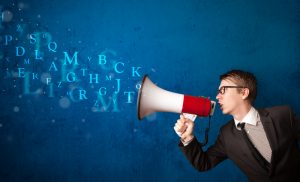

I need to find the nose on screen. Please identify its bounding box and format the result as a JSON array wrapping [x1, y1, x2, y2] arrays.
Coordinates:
[[216, 93, 221, 100]]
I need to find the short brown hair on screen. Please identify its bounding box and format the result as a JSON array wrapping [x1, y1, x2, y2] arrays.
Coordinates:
[[220, 70, 257, 103]]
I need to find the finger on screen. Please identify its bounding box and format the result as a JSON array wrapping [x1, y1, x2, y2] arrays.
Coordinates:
[[184, 123, 194, 134], [180, 114, 184, 119], [180, 117, 186, 124], [175, 123, 184, 132], [174, 125, 182, 133], [174, 124, 180, 131], [177, 119, 183, 124], [177, 119, 185, 128], [175, 120, 181, 128], [179, 124, 188, 133], [174, 126, 183, 137]]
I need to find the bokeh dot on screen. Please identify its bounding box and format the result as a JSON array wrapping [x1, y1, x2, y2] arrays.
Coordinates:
[[59, 97, 71, 108], [13, 106, 20, 112], [2, 10, 13, 22]]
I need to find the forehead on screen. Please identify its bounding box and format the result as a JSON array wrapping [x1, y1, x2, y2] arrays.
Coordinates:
[[219, 79, 237, 88]]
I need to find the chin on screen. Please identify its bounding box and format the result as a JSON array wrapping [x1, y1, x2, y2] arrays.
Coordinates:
[[221, 109, 229, 115], [222, 111, 228, 115]]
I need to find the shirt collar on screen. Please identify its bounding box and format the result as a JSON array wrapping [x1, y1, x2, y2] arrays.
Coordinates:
[[234, 107, 259, 128]]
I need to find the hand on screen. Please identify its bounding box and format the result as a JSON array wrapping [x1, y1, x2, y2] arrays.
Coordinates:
[[174, 114, 195, 143]]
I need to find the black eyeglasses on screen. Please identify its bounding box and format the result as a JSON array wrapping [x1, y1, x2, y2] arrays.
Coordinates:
[[217, 86, 246, 95]]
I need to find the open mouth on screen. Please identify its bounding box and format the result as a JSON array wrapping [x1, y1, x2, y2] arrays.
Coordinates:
[[218, 103, 223, 110]]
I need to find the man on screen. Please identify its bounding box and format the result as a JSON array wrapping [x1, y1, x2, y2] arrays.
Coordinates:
[[174, 70, 300, 182]]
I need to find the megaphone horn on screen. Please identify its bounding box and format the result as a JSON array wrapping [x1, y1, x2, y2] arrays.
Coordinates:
[[137, 75, 216, 120]]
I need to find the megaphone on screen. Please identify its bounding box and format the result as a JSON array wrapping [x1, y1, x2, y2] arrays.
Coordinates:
[[137, 75, 216, 120]]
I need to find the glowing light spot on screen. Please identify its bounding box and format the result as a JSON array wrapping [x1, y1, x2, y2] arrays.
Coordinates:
[[91, 106, 106, 112], [59, 97, 71, 108], [40, 73, 52, 84], [7, 135, 13, 142], [13, 106, 20, 112], [2, 10, 13, 22], [146, 113, 157, 122], [35, 88, 43, 95]]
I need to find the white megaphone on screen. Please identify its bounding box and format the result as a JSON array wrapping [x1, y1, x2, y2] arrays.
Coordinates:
[[137, 75, 216, 120]]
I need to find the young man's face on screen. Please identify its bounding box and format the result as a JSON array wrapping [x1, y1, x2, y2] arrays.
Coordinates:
[[216, 79, 245, 115]]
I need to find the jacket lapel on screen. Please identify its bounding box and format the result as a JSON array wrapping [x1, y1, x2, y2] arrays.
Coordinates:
[[231, 120, 270, 172], [258, 109, 278, 174]]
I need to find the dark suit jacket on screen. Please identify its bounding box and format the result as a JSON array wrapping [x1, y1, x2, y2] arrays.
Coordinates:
[[179, 105, 300, 182]]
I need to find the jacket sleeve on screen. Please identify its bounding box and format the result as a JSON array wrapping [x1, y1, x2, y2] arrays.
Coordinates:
[[178, 130, 228, 171], [290, 107, 300, 139]]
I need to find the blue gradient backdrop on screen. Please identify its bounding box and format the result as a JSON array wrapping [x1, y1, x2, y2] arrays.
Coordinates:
[[0, 0, 300, 181]]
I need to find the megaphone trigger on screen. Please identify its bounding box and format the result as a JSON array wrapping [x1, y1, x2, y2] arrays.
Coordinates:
[[182, 113, 197, 122]]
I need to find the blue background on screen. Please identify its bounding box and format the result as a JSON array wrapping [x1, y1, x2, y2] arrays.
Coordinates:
[[1, 0, 300, 181]]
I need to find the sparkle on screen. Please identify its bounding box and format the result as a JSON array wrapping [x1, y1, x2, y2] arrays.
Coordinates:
[[35, 88, 43, 95], [59, 97, 71, 109], [85, 133, 92, 140], [7, 135, 13, 142], [13, 106, 20, 112], [40, 73, 52, 84], [2, 10, 13, 22], [91, 106, 105, 112], [18, 2, 27, 9], [146, 113, 157, 122], [12, 72, 19, 77]]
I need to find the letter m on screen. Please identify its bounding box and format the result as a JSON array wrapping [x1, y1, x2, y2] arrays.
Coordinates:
[[63, 51, 79, 65]]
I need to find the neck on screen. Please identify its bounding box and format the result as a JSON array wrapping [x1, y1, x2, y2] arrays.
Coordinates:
[[232, 103, 252, 121]]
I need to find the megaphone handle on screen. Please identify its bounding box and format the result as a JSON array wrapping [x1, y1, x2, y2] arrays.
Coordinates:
[[182, 113, 211, 147], [199, 116, 211, 147]]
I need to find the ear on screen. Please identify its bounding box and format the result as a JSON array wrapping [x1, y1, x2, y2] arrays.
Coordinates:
[[241, 88, 250, 100]]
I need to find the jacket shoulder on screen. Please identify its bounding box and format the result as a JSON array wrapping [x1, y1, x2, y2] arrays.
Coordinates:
[[264, 105, 291, 112], [260, 105, 292, 117]]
